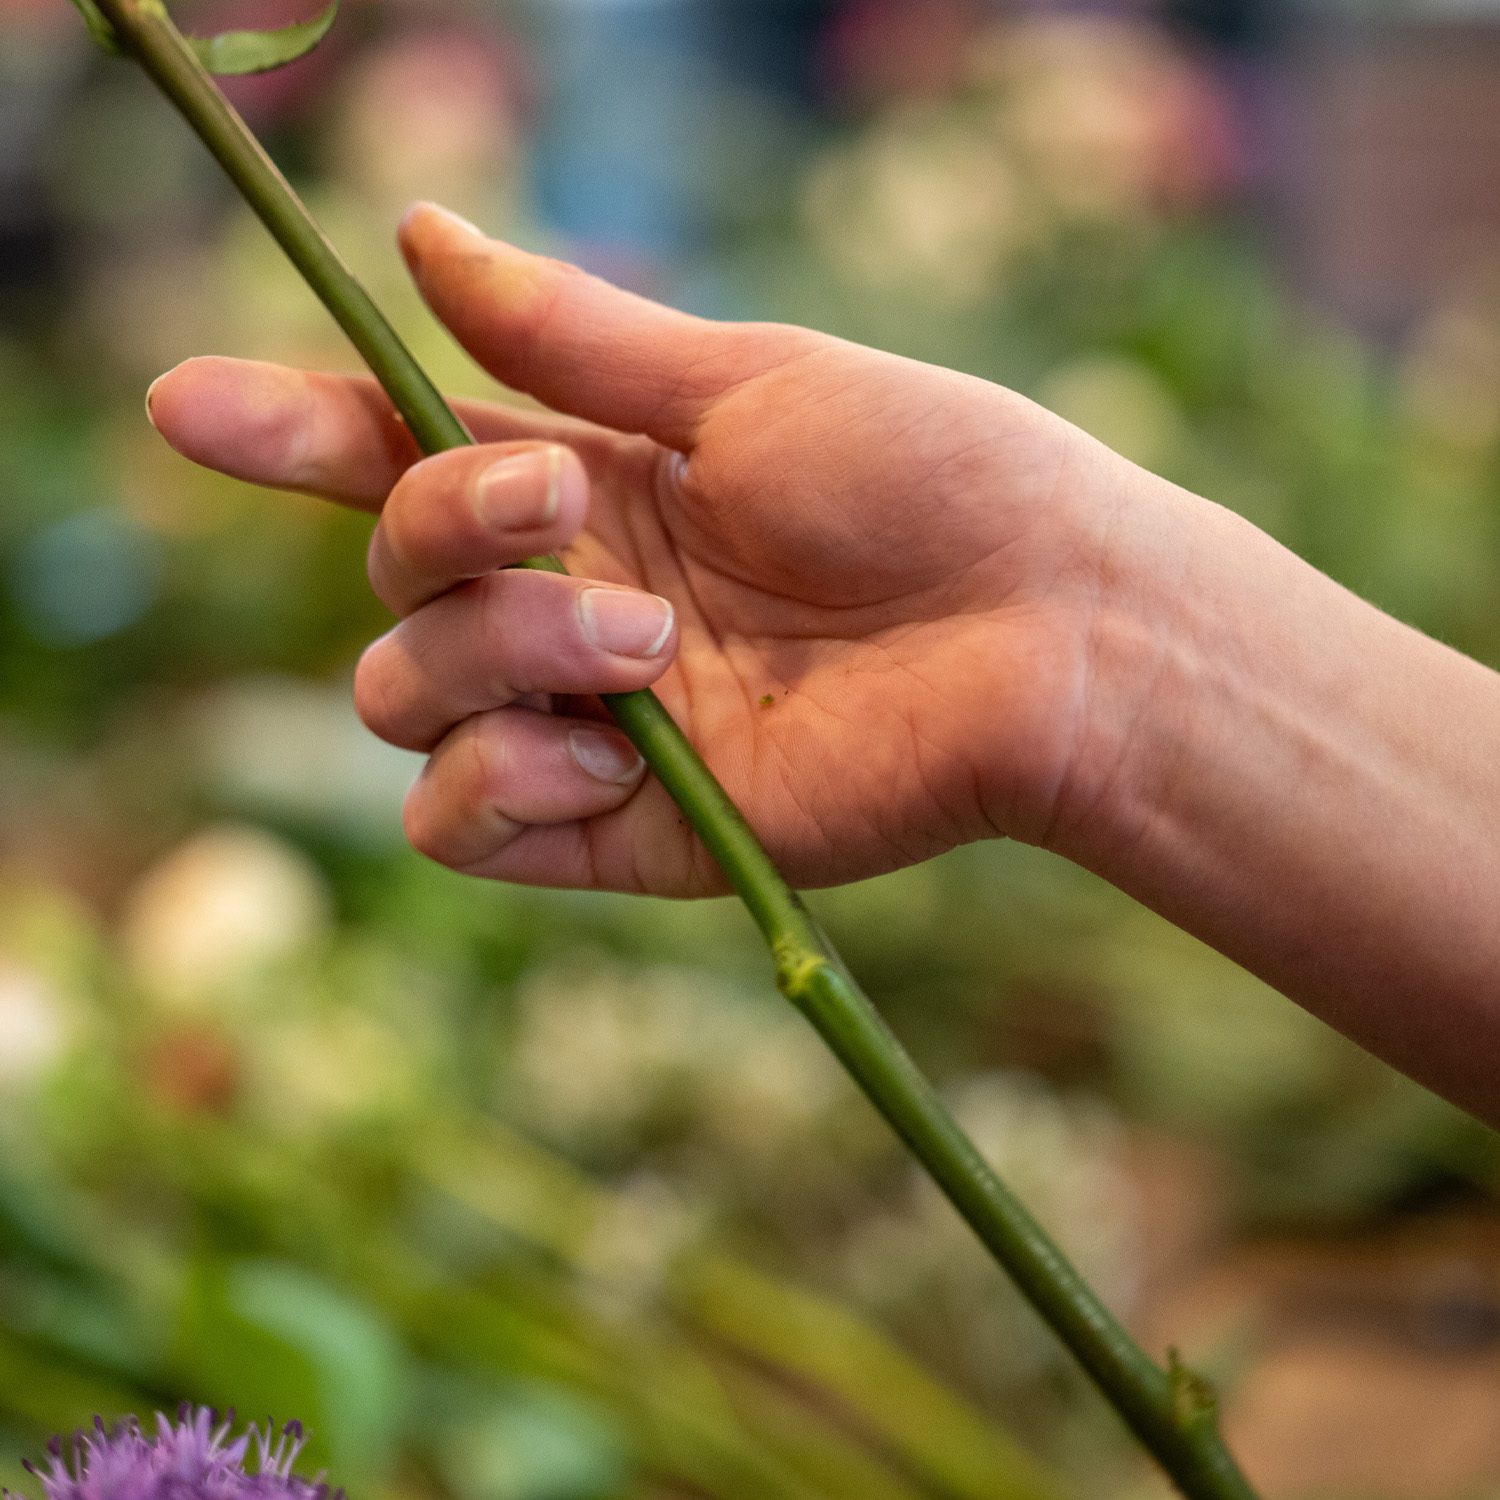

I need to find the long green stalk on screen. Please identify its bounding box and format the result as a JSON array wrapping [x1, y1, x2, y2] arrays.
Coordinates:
[[88, 4, 1258, 1495]]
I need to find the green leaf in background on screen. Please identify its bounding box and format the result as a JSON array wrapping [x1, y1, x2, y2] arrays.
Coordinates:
[[430, 1378, 631, 1500], [186, 0, 339, 76], [69, 0, 124, 54], [176, 1258, 406, 1485]]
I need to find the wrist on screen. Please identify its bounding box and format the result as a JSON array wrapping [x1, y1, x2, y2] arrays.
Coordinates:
[[1025, 464, 1239, 877]]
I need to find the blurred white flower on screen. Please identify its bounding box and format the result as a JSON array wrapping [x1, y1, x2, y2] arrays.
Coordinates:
[[575, 1172, 705, 1310], [803, 107, 1038, 307], [507, 959, 840, 1162], [0, 962, 76, 1087], [945, 1071, 1140, 1313], [508, 962, 705, 1140], [845, 1069, 1141, 1387], [802, 12, 1235, 311], [246, 1007, 421, 1134], [119, 824, 331, 1010], [703, 1025, 845, 1165], [974, 16, 1235, 222]]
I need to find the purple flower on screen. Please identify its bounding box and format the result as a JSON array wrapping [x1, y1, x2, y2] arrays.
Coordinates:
[[17, 1409, 336, 1500]]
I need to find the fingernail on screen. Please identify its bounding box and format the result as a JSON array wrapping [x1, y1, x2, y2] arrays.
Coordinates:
[[407, 200, 485, 240], [569, 727, 645, 786], [145, 373, 165, 426], [578, 587, 675, 660], [399, 203, 486, 276], [427, 202, 485, 237], [474, 446, 563, 531]]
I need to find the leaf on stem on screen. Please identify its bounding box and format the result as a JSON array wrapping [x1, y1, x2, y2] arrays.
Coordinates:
[[69, 0, 125, 55], [186, 0, 339, 76]]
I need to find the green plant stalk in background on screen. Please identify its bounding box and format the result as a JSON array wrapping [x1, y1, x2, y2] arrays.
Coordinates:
[[82, 3, 1257, 1496]]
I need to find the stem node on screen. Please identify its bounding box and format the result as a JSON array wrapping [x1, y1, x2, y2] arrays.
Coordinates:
[[773, 943, 832, 1009]]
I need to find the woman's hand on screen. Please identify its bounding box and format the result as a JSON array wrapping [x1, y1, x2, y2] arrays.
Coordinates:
[[147, 202, 1500, 1121], [147, 202, 1149, 896]]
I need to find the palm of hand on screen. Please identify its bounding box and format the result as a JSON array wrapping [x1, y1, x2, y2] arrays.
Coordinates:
[[556, 344, 1109, 890]]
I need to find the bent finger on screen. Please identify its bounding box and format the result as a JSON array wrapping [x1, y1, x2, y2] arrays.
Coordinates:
[[404, 707, 648, 872], [355, 570, 677, 751], [369, 441, 590, 614]]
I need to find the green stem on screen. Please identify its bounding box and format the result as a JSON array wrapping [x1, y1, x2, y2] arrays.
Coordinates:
[[90, 4, 1258, 1496]]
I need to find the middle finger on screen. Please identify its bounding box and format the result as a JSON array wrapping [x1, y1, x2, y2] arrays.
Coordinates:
[[355, 568, 678, 751]]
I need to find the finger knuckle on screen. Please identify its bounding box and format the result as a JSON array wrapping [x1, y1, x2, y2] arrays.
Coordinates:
[[404, 725, 506, 866], [352, 642, 403, 742], [474, 571, 513, 647], [462, 575, 526, 693], [484, 572, 588, 695], [402, 778, 449, 864], [460, 716, 510, 807], [386, 458, 485, 572], [376, 495, 425, 581]]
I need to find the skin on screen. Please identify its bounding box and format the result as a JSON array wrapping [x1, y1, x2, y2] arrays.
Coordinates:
[[148, 203, 1500, 1125]]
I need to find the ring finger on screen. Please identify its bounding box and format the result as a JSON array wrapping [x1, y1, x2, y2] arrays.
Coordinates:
[[403, 706, 649, 872]]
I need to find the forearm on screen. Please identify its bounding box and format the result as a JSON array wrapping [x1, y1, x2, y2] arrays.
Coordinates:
[[1053, 472, 1500, 1123]]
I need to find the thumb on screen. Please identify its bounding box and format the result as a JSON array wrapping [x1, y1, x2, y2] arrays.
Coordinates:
[[399, 202, 782, 450]]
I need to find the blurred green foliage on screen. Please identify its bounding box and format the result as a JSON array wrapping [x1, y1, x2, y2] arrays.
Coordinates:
[[1, 5, 1499, 1499]]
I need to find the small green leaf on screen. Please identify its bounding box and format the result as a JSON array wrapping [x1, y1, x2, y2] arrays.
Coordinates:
[[187, 0, 338, 76], [69, 0, 125, 55]]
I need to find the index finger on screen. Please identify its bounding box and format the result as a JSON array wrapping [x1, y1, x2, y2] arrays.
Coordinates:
[[145, 356, 600, 512]]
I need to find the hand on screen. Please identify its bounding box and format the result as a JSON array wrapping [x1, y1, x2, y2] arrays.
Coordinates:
[[147, 202, 1151, 896]]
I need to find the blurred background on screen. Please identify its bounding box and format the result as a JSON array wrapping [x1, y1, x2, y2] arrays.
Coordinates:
[[2, 0, 1500, 1496]]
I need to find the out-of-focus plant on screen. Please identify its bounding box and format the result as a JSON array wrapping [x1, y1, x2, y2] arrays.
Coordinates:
[[0, 843, 1073, 1500], [66, 3, 1256, 1498], [21, 1410, 328, 1500]]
